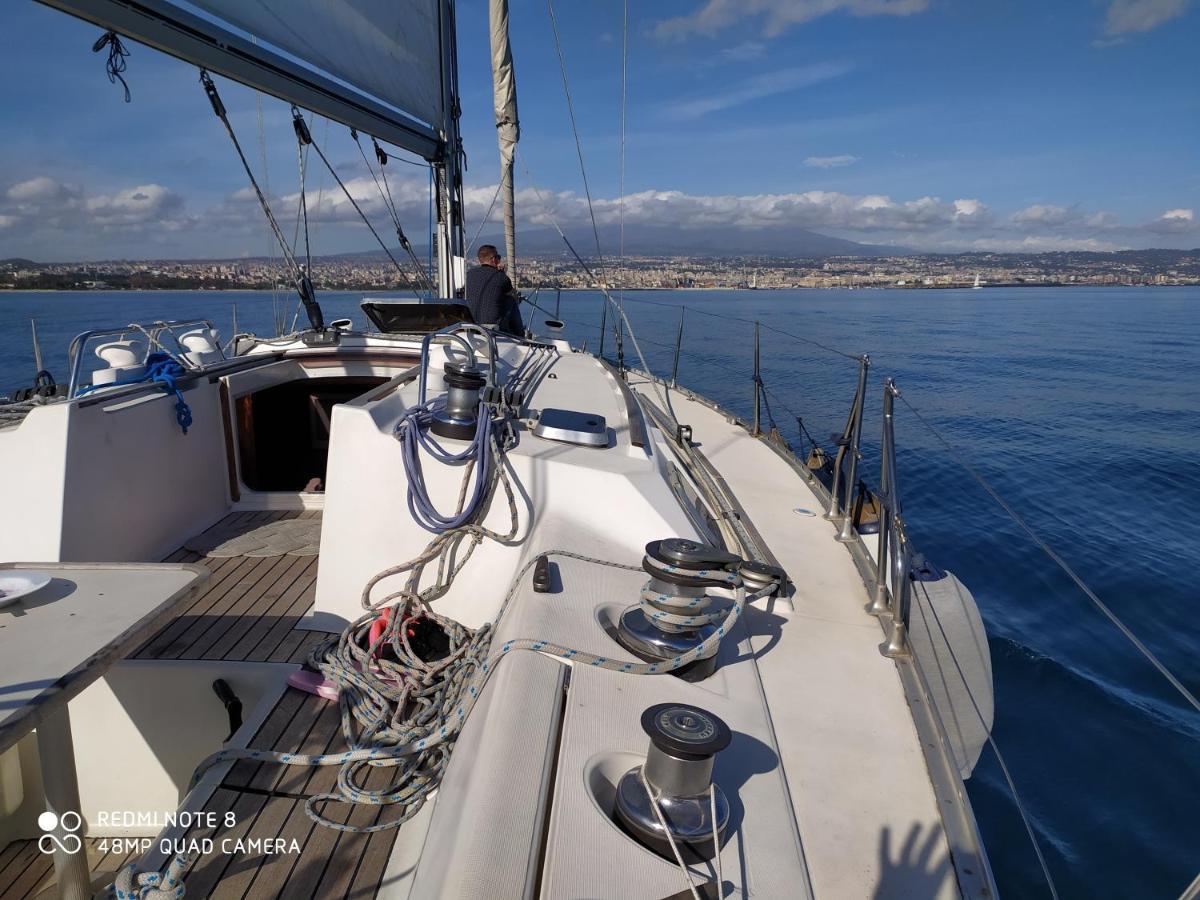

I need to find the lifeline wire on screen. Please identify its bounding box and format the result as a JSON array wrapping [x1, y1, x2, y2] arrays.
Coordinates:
[[912, 579, 1060, 900], [899, 393, 1200, 715]]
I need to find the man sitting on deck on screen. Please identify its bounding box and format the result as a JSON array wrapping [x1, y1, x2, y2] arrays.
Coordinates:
[[464, 244, 524, 336]]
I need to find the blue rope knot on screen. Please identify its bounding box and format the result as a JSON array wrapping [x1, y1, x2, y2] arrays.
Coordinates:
[[78, 350, 192, 434], [144, 352, 192, 434]]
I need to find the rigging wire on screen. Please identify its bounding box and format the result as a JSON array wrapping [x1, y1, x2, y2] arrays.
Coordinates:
[[199, 71, 323, 332], [899, 393, 1200, 716], [253, 88, 283, 336], [597, 293, 861, 362], [517, 150, 675, 423], [292, 111, 313, 275], [546, 0, 607, 279], [465, 182, 504, 256], [351, 129, 436, 295], [296, 110, 421, 298], [912, 578, 1061, 899], [618, 0, 629, 272]]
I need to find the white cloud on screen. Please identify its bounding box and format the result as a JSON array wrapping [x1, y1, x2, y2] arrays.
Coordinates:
[[804, 154, 859, 168], [956, 236, 1127, 253], [0, 177, 186, 233], [1104, 0, 1191, 35], [720, 40, 767, 62], [670, 62, 853, 119], [655, 0, 930, 40], [1011, 204, 1081, 227], [953, 198, 993, 227], [0, 172, 1188, 258], [1145, 207, 1197, 233], [86, 184, 185, 228], [512, 185, 997, 235]]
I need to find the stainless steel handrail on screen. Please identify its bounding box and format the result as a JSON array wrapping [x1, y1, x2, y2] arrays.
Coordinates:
[[825, 354, 870, 539], [871, 378, 912, 657], [67, 318, 223, 398]]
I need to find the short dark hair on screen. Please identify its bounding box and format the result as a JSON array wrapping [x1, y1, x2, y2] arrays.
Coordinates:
[[477, 244, 500, 264]]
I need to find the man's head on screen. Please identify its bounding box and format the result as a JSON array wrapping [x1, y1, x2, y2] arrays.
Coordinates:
[[477, 244, 501, 267]]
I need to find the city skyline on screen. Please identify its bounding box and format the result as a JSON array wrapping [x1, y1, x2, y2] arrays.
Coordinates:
[[0, 0, 1196, 260]]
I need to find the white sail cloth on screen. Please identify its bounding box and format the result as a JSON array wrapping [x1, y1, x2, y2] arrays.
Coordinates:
[[489, 0, 519, 278], [188, 0, 444, 127]]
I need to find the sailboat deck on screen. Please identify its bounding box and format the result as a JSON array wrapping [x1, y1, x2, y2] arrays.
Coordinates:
[[0, 836, 142, 900], [134, 510, 330, 664], [149, 686, 403, 899]]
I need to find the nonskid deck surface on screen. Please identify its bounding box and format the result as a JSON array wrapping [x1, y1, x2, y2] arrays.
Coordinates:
[[628, 374, 962, 900], [135, 510, 331, 664]]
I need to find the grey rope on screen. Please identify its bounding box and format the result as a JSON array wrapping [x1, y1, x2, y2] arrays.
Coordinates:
[[900, 393, 1200, 715], [188, 550, 765, 833]]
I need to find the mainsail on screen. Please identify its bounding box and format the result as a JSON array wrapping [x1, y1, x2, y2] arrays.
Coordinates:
[[36, 0, 450, 161]]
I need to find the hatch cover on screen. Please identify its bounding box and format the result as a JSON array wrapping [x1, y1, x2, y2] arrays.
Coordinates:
[[533, 408, 608, 447]]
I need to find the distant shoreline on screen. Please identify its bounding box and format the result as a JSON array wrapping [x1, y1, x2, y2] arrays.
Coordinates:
[[0, 283, 1194, 295]]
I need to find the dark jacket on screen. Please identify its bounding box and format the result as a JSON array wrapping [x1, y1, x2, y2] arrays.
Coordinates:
[[464, 265, 523, 335]]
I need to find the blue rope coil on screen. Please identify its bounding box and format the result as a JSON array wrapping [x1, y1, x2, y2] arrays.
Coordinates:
[[78, 351, 192, 434]]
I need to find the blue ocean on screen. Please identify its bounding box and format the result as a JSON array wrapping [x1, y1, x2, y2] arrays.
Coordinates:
[[1, 287, 1196, 898]]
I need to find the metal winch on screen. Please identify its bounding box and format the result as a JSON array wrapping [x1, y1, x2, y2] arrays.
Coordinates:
[[614, 703, 731, 862], [430, 361, 486, 440], [615, 538, 745, 682]]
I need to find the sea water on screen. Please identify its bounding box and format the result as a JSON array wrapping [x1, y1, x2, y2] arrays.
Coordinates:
[[1, 286, 1196, 897]]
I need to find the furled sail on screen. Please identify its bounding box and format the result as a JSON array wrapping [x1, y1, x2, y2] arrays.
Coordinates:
[[36, 0, 449, 160], [488, 0, 520, 282]]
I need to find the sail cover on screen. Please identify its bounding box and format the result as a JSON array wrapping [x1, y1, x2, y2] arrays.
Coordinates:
[[36, 0, 447, 159]]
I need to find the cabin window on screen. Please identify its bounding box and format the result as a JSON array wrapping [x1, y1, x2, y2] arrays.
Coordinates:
[[235, 377, 386, 492]]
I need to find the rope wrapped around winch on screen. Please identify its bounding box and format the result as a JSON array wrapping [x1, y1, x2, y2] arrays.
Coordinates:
[[187, 550, 772, 833], [183, 341, 777, 837]]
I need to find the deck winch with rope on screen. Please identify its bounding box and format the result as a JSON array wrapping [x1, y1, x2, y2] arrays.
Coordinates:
[[180, 327, 782, 864]]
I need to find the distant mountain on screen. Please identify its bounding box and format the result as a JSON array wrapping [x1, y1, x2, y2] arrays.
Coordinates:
[[467, 223, 903, 258], [316, 224, 902, 262]]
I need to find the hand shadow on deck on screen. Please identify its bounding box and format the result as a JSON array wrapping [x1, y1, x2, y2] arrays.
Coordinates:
[[873, 822, 954, 900]]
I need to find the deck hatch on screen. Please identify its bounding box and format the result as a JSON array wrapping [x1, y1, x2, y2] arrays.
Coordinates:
[[533, 408, 608, 447]]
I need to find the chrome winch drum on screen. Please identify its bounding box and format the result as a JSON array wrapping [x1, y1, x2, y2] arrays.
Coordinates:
[[615, 538, 743, 682], [614, 702, 731, 862], [430, 361, 486, 440]]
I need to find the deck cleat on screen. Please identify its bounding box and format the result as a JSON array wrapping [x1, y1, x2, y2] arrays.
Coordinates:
[[615, 539, 744, 682], [614, 703, 731, 862]]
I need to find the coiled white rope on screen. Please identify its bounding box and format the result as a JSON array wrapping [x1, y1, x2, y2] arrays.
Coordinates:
[[112, 852, 192, 900]]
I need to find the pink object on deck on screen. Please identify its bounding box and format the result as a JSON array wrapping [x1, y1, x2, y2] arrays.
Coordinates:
[[288, 668, 339, 701]]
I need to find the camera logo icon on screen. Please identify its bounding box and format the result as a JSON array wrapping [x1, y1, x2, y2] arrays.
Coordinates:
[[37, 811, 83, 856]]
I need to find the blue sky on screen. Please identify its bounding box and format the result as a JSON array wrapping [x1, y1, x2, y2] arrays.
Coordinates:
[[0, 0, 1197, 260]]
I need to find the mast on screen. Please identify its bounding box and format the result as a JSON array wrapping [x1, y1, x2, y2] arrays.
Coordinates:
[[488, 0, 520, 284], [436, 0, 466, 297]]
